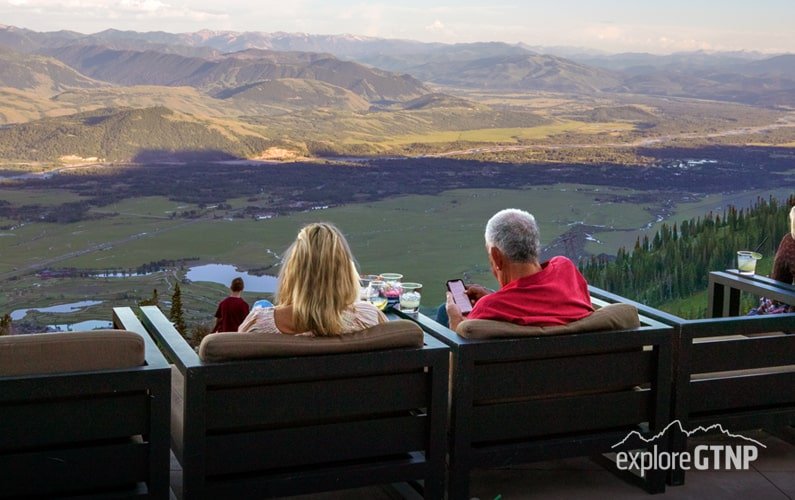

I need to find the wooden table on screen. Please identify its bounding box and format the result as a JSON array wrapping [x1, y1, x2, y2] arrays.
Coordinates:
[[707, 269, 795, 317]]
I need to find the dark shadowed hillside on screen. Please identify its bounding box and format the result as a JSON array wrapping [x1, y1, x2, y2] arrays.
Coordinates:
[[0, 106, 272, 161]]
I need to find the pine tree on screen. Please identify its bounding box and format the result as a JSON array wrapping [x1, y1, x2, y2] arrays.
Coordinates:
[[138, 288, 159, 307], [0, 314, 11, 336], [170, 283, 187, 336]]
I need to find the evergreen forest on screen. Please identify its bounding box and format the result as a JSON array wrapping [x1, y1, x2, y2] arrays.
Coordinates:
[[580, 195, 795, 318]]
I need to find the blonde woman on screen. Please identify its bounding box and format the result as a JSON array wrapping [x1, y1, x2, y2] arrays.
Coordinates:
[[772, 206, 795, 285], [238, 223, 386, 336]]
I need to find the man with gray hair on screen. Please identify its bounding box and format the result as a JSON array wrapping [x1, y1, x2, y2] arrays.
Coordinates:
[[444, 208, 593, 330]]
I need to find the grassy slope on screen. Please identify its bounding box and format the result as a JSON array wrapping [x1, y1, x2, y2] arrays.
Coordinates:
[[2, 82, 792, 163], [0, 184, 725, 314], [3, 186, 790, 327], [0, 106, 274, 161]]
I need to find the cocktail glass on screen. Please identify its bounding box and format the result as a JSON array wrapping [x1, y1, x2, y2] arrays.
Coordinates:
[[359, 274, 381, 300], [366, 280, 388, 311], [399, 282, 422, 314], [737, 251, 762, 275]]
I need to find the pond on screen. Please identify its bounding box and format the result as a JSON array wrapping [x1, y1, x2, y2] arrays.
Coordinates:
[[186, 264, 278, 293], [11, 300, 104, 321], [47, 320, 114, 332]]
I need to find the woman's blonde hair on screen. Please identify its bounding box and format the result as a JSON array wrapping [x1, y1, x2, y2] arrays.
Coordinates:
[[790, 206, 795, 238], [276, 222, 360, 336]]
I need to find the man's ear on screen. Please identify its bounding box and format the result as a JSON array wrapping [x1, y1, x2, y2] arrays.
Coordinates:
[[489, 245, 504, 271]]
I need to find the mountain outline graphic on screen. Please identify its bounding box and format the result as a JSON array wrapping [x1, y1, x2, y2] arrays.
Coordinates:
[[612, 420, 767, 449]]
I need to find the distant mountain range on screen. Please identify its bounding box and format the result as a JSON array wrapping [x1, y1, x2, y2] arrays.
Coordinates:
[[2, 25, 794, 106], [0, 25, 429, 103], [0, 47, 104, 93], [40, 45, 427, 101], [1, 25, 794, 163]]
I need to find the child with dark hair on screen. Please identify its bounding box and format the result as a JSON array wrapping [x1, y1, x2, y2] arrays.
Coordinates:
[[213, 277, 250, 332]]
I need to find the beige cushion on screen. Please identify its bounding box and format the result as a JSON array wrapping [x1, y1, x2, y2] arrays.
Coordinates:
[[0, 330, 145, 376], [199, 320, 424, 362], [456, 303, 641, 339]]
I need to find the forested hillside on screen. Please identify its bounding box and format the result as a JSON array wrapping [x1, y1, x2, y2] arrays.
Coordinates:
[[581, 195, 794, 317], [0, 106, 273, 161]]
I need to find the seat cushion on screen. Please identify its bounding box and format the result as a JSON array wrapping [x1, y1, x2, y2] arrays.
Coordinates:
[[0, 330, 145, 376], [199, 319, 424, 362], [456, 303, 641, 339]]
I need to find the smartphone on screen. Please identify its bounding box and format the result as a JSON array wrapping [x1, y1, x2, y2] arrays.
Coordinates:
[[446, 279, 473, 314]]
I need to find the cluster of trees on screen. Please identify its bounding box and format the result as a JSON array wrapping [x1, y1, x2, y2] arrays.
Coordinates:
[[137, 284, 199, 345], [0, 314, 11, 336], [580, 195, 794, 317]]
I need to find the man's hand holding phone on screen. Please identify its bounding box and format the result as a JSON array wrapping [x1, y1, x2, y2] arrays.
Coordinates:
[[446, 279, 473, 314], [446, 279, 493, 330], [464, 284, 491, 303]]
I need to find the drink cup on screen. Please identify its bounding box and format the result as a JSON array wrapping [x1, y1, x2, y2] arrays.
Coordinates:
[[359, 274, 380, 301], [737, 251, 762, 275], [367, 280, 388, 311], [399, 282, 422, 314], [379, 273, 403, 306]]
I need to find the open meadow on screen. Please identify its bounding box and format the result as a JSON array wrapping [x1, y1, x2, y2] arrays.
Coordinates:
[[3, 178, 789, 331]]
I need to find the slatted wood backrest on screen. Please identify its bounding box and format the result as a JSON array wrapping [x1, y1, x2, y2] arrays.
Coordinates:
[[200, 361, 433, 477], [407, 306, 672, 446], [140, 305, 448, 499], [469, 348, 657, 445], [681, 315, 795, 416], [0, 308, 170, 499], [464, 329, 669, 450]]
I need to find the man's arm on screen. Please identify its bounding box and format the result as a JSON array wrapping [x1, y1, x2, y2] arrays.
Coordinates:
[[445, 292, 466, 331], [465, 284, 492, 304]]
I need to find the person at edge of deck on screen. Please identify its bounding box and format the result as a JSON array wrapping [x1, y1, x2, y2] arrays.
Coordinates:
[[771, 205, 795, 285], [442, 208, 594, 331], [238, 222, 386, 336], [212, 277, 250, 333]]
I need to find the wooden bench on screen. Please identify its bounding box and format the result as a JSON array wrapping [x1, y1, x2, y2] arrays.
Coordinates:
[[592, 286, 795, 485], [397, 287, 676, 498], [138, 305, 449, 499], [0, 307, 171, 498]]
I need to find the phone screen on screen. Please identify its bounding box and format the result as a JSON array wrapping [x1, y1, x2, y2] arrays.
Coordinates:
[[447, 279, 473, 314]]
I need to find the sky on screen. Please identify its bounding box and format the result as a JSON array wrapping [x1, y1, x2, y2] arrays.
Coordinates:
[[1, 0, 794, 54]]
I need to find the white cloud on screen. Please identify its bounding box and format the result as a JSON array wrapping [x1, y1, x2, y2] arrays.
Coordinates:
[[336, 3, 384, 37], [424, 19, 454, 38], [119, 0, 170, 13], [586, 24, 623, 41], [577, 22, 726, 53], [425, 19, 443, 32]]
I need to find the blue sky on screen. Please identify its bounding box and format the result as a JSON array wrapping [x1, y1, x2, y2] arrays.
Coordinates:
[[1, 0, 793, 53]]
